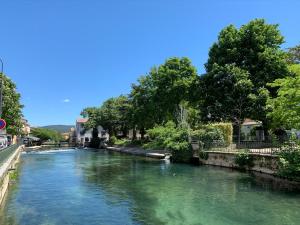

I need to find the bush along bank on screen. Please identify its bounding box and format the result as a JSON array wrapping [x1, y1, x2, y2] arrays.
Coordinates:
[[143, 121, 300, 183], [277, 143, 300, 182], [145, 121, 192, 163], [144, 121, 232, 163]]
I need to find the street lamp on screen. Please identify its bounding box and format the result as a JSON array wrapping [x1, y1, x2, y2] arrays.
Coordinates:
[[0, 58, 3, 118]]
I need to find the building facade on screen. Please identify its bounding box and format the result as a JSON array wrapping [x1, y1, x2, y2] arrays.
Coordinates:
[[75, 118, 106, 146]]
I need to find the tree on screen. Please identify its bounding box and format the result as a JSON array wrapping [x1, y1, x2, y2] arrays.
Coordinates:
[[204, 19, 290, 132], [82, 95, 132, 137], [1, 73, 23, 135], [31, 128, 63, 142], [286, 44, 300, 64], [130, 57, 198, 135], [267, 65, 300, 129], [201, 64, 254, 142], [130, 75, 157, 138]]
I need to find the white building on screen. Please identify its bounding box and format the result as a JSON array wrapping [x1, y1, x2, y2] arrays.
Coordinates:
[[75, 118, 106, 146]]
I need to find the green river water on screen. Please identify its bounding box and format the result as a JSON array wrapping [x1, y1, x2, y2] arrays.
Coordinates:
[[0, 149, 299, 225]]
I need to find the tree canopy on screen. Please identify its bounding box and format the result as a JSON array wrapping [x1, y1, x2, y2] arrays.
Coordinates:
[[82, 95, 132, 136], [1, 73, 23, 135], [31, 127, 63, 142], [80, 19, 299, 141], [201, 64, 253, 123], [267, 65, 300, 129], [130, 57, 198, 129], [205, 19, 289, 89], [202, 19, 290, 130]]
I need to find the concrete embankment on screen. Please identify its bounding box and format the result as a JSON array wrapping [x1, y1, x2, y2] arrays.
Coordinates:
[[199, 151, 279, 175], [0, 145, 24, 206], [106, 146, 168, 159], [198, 151, 300, 190]]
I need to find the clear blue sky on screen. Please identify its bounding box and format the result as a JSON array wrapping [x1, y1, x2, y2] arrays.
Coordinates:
[[1, 0, 299, 126]]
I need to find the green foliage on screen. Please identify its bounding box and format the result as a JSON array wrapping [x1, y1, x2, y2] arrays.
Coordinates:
[[146, 121, 190, 151], [31, 128, 63, 142], [130, 57, 198, 130], [278, 144, 300, 180], [204, 19, 290, 128], [109, 136, 117, 145], [81, 95, 132, 136], [199, 151, 209, 160], [171, 147, 193, 163], [234, 150, 254, 169], [191, 126, 224, 149], [1, 73, 23, 135], [114, 138, 132, 146], [201, 64, 254, 126], [209, 123, 233, 146], [267, 64, 300, 129], [89, 128, 100, 148], [286, 44, 300, 64]]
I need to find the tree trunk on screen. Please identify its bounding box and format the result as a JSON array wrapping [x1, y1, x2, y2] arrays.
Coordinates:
[[132, 128, 137, 140], [238, 121, 241, 145], [140, 127, 145, 140]]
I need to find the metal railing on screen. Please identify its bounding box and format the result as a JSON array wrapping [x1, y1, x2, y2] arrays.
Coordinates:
[[0, 144, 20, 166], [191, 138, 298, 156]]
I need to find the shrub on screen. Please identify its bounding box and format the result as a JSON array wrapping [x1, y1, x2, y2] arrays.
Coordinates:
[[146, 121, 190, 151], [234, 150, 254, 169], [278, 144, 300, 181], [90, 137, 100, 148], [114, 138, 131, 146], [171, 146, 193, 163], [199, 151, 209, 160], [191, 126, 224, 150], [109, 136, 117, 145], [146, 121, 192, 162], [209, 123, 233, 146]]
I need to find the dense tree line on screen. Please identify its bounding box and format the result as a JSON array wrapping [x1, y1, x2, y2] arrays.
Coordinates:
[[31, 127, 63, 142], [82, 19, 299, 140]]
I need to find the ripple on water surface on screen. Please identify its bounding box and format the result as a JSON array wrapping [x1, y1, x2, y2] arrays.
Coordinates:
[[0, 149, 300, 225]]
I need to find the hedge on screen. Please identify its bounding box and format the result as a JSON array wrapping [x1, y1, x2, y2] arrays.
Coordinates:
[[209, 123, 233, 146]]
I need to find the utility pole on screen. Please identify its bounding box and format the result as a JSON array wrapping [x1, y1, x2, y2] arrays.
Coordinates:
[[0, 58, 3, 118]]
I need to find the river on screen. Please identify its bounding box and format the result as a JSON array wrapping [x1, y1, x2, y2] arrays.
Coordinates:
[[0, 149, 299, 225]]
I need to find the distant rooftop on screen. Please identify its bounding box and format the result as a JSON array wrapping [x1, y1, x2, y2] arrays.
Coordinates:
[[242, 118, 262, 126], [76, 118, 88, 123]]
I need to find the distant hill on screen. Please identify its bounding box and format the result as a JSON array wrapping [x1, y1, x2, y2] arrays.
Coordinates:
[[40, 125, 74, 133]]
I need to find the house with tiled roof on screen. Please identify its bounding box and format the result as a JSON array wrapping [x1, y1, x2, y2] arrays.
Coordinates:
[[75, 118, 106, 147]]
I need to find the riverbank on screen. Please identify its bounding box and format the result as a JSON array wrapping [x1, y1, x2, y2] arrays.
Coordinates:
[[106, 145, 300, 189], [0, 145, 24, 206], [106, 146, 168, 159]]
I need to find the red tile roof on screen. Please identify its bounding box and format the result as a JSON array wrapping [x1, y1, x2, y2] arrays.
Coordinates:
[[76, 118, 88, 123]]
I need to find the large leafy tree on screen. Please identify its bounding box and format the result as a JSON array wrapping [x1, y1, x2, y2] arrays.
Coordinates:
[[267, 65, 300, 129], [130, 57, 198, 133], [204, 19, 290, 131], [206, 19, 289, 88], [201, 64, 253, 142], [130, 75, 157, 136], [82, 95, 132, 137], [1, 74, 23, 135]]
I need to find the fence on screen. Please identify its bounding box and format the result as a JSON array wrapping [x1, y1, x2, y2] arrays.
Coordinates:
[[0, 144, 20, 166], [191, 138, 298, 156]]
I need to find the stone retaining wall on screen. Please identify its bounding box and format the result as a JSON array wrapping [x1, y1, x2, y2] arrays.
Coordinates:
[[199, 151, 279, 174], [0, 145, 24, 206]]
